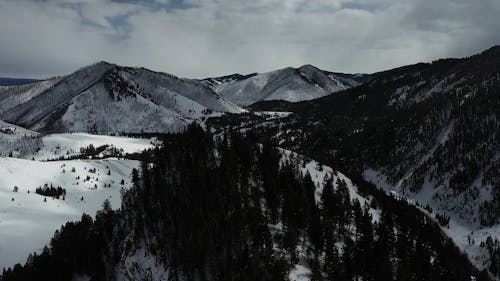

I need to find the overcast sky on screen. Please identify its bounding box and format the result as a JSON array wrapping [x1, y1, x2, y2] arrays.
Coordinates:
[[0, 0, 499, 79]]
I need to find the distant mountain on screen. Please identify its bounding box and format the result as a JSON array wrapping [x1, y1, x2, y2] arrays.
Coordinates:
[[202, 64, 369, 106], [0, 77, 42, 86], [0, 62, 245, 133], [0, 63, 367, 134], [201, 72, 258, 89]]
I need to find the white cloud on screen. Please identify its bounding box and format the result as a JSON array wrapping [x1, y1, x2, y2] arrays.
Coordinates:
[[0, 0, 498, 78]]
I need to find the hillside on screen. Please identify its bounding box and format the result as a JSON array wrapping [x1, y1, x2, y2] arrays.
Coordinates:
[[0, 120, 41, 158], [208, 45, 500, 275], [203, 65, 368, 106], [0, 62, 244, 134], [0, 133, 154, 269], [0, 46, 499, 281], [1, 125, 488, 281]]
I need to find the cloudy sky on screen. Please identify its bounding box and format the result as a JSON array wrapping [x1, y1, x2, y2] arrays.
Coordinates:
[[0, 0, 499, 79]]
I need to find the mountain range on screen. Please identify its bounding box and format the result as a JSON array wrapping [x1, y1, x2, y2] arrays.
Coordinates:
[[0, 46, 499, 281], [0, 62, 367, 134]]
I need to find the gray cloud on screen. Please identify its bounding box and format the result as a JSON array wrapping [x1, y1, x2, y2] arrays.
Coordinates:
[[0, 0, 498, 79]]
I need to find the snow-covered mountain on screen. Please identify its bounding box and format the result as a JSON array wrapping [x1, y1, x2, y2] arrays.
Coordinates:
[[203, 64, 368, 106], [0, 62, 366, 133], [0, 62, 245, 133]]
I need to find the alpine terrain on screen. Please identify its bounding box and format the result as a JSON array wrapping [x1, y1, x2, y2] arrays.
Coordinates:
[[0, 46, 498, 281], [202, 65, 369, 106]]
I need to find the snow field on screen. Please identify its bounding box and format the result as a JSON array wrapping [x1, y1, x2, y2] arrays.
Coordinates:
[[0, 132, 155, 270]]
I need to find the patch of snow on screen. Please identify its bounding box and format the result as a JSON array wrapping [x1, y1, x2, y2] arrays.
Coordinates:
[[115, 246, 170, 281], [28, 133, 155, 161], [280, 148, 380, 222], [253, 111, 292, 118], [289, 260, 312, 281]]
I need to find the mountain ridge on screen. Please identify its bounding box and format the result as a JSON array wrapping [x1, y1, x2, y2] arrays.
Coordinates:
[[0, 62, 245, 133], [202, 64, 368, 106]]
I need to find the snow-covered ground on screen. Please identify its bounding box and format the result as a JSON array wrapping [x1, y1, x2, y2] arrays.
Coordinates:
[[363, 168, 494, 270], [0, 120, 41, 157], [0, 120, 38, 137], [29, 133, 155, 160], [253, 111, 293, 119], [115, 246, 170, 281], [0, 132, 378, 278], [0, 133, 156, 270], [0, 77, 62, 113], [0, 157, 140, 269]]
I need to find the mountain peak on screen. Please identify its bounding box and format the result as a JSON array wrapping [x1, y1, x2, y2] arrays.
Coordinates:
[[298, 64, 320, 71], [97, 60, 115, 66]]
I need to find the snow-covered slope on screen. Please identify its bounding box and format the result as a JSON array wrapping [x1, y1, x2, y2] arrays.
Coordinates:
[[279, 148, 380, 281], [201, 73, 258, 91], [115, 67, 244, 114], [364, 169, 494, 271], [2, 62, 114, 128], [0, 120, 41, 157], [115, 247, 170, 281], [0, 131, 379, 278], [0, 157, 139, 269], [29, 133, 155, 161], [0, 120, 38, 137], [280, 148, 380, 220], [0, 133, 155, 270], [205, 65, 366, 106], [1, 63, 245, 133], [0, 77, 62, 113]]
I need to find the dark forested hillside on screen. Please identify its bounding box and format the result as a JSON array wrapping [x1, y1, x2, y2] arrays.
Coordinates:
[[212, 46, 500, 224], [1, 125, 489, 281], [206, 46, 500, 277]]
